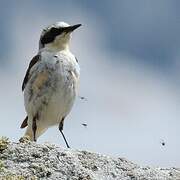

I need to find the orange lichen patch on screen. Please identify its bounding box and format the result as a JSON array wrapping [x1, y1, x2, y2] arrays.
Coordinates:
[[32, 71, 49, 93]]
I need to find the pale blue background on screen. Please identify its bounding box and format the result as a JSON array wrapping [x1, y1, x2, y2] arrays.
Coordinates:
[[0, 0, 180, 167]]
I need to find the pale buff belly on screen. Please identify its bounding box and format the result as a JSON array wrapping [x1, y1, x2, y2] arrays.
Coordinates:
[[39, 84, 76, 127]]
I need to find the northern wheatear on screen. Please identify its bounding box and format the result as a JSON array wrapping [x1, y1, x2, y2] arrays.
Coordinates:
[[20, 22, 81, 148]]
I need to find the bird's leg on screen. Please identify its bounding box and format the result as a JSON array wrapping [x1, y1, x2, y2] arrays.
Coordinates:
[[59, 118, 70, 148], [32, 116, 37, 142]]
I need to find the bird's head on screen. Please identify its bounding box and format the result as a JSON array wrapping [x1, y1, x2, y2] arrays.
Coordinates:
[[39, 22, 81, 51]]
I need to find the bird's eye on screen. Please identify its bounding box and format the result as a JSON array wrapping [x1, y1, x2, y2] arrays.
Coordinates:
[[51, 27, 59, 33]]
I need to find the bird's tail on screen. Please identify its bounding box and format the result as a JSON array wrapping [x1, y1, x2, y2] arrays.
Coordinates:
[[20, 116, 28, 128], [24, 122, 47, 141]]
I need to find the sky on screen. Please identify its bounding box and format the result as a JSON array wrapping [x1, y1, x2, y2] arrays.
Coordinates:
[[0, 0, 180, 167]]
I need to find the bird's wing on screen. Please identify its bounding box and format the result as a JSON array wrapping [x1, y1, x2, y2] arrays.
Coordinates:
[[21, 55, 40, 128], [22, 55, 40, 91]]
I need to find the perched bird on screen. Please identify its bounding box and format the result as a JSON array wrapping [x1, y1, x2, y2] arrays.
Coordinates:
[[20, 22, 81, 148]]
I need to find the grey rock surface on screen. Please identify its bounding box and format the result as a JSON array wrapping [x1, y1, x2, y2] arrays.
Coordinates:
[[0, 140, 179, 180]]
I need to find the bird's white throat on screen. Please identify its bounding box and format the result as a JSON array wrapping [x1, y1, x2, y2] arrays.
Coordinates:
[[42, 33, 71, 52]]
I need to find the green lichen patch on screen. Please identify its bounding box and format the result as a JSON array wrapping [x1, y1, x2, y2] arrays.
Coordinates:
[[0, 175, 26, 180], [19, 136, 31, 143], [0, 160, 5, 172], [0, 172, 37, 180], [0, 137, 9, 152]]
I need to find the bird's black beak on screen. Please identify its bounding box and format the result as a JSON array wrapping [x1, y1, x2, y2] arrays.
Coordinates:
[[64, 24, 82, 33]]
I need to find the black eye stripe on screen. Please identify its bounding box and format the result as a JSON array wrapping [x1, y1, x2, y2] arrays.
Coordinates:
[[41, 27, 63, 45]]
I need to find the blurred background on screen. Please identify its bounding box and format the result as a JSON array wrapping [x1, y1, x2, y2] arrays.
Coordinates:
[[0, 0, 180, 167]]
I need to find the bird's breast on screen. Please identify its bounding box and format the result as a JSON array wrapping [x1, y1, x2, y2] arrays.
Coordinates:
[[24, 52, 80, 123]]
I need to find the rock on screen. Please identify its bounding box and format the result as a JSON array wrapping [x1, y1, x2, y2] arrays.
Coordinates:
[[0, 137, 179, 180]]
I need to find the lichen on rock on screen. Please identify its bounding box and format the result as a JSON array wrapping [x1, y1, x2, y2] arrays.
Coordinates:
[[0, 137, 9, 152], [0, 138, 179, 180]]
